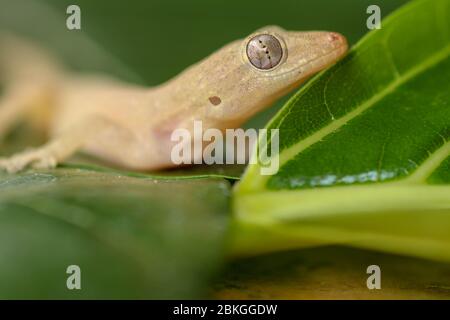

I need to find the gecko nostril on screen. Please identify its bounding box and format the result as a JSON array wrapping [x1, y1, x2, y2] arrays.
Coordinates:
[[328, 32, 342, 42]]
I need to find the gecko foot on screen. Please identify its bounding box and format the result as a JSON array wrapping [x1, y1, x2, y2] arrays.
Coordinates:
[[0, 148, 57, 173]]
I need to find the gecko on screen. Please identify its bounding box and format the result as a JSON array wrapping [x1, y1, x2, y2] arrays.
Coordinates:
[[0, 26, 347, 173]]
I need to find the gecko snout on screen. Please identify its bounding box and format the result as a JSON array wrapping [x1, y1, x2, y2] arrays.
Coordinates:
[[327, 32, 348, 50]]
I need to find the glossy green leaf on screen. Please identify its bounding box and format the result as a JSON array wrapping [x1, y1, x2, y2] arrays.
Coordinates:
[[234, 0, 450, 261], [0, 168, 230, 298]]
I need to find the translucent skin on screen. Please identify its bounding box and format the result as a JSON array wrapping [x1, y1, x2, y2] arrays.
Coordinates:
[[0, 26, 348, 172]]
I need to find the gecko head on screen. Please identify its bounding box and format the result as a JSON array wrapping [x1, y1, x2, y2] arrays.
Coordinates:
[[202, 25, 348, 124]]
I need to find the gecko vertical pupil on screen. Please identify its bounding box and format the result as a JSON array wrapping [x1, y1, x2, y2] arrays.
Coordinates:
[[246, 34, 283, 70]]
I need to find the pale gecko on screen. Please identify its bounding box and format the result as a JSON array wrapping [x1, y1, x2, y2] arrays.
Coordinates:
[[0, 26, 347, 173]]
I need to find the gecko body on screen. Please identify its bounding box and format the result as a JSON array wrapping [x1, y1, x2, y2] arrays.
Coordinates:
[[0, 26, 347, 172]]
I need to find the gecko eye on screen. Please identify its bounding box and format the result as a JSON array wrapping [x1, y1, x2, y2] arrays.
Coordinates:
[[246, 34, 283, 70]]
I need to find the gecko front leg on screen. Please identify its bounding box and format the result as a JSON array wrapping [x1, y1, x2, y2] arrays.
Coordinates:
[[0, 147, 57, 173], [0, 116, 121, 173]]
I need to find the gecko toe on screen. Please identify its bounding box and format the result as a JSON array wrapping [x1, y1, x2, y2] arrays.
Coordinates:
[[0, 149, 57, 173], [32, 155, 57, 170]]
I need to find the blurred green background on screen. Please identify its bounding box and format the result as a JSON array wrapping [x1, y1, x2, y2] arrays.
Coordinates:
[[0, 0, 409, 128]]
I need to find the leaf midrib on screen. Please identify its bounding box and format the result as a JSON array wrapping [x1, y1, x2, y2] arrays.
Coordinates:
[[235, 184, 450, 224]]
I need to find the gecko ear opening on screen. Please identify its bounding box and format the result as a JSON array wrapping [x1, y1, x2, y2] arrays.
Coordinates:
[[208, 96, 222, 106]]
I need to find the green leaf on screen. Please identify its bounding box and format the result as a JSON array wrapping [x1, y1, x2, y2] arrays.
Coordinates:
[[234, 0, 450, 262], [0, 168, 230, 299]]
